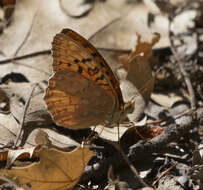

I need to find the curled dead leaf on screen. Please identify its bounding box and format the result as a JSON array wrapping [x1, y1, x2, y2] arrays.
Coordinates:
[[121, 125, 163, 148], [120, 33, 160, 102], [3, 146, 93, 190], [6, 146, 41, 168]]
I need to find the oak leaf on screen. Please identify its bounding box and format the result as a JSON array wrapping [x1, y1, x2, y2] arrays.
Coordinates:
[[3, 146, 93, 190]]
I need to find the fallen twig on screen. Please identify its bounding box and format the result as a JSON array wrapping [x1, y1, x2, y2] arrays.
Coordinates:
[[14, 84, 38, 148], [0, 50, 51, 65], [168, 17, 196, 110], [152, 162, 178, 187]]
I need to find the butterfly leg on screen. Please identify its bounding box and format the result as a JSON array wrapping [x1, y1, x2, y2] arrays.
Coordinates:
[[82, 126, 100, 144], [117, 123, 120, 143]]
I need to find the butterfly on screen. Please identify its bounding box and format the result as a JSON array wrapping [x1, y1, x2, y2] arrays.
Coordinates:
[[44, 29, 134, 129]]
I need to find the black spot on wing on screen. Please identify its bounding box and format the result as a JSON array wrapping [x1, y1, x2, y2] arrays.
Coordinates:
[[78, 66, 83, 74], [74, 59, 79, 63], [100, 62, 105, 67], [95, 74, 104, 82], [82, 58, 92, 64], [88, 67, 99, 76], [91, 53, 98, 57]]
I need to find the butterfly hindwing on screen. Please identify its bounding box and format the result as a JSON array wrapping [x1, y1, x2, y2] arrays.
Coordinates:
[[45, 70, 116, 129]]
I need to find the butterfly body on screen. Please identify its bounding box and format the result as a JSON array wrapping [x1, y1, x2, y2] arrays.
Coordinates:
[[45, 29, 134, 129]]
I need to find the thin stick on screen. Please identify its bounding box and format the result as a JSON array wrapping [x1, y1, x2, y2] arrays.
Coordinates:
[[170, 45, 196, 109], [0, 47, 131, 65], [152, 162, 177, 187], [109, 141, 149, 187], [13, 84, 38, 148], [0, 50, 51, 64], [168, 18, 196, 110], [144, 108, 193, 126]]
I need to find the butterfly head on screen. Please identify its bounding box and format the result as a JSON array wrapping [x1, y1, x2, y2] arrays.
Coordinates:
[[103, 101, 134, 128], [122, 101, 135, 118]]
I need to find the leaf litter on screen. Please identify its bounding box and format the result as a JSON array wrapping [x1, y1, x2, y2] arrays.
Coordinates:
[[0, 0, 203, 190]]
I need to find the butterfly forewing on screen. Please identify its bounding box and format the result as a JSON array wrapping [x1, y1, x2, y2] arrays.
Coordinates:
[[52, 29, 124, 109]]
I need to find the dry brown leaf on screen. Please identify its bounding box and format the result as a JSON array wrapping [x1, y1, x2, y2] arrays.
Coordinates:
[[0, 131, 78, 166], [120, 124, 163, 149], [0, 146, 40, 164], [116, 34, 159, 122], [3, 146, 93, 190], [121, 125, 163, 145], [121, 33, 160, 102], [6, 146, 41, 167]]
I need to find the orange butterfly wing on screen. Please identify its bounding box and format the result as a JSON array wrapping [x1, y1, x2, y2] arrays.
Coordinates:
[[52, 29, 124, 107], [44, 29, 125, 129]]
